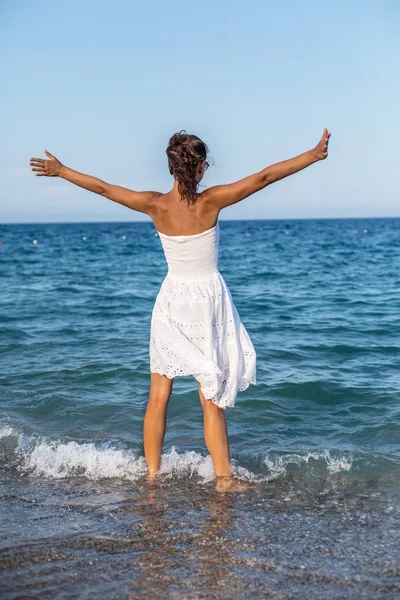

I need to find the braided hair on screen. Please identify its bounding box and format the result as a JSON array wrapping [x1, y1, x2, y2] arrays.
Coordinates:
[[166, 130, 209, 205]]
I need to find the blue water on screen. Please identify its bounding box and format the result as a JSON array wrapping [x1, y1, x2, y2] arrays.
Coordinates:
[[1, 218, 400, 599]]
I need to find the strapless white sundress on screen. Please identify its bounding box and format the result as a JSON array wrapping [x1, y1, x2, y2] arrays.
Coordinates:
[[149, 222, 256, 409]]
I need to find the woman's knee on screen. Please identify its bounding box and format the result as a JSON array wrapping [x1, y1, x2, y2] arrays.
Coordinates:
[[198, 382, 226, 414], [147, 373, 174, 407], [199, 394, 222, 414], [147, 390, 171, 409], [198, 383, 209, 410]]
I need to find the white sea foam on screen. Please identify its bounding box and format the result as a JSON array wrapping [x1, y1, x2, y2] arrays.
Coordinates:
[[157, 447, 215, 482], [0, 421, 360, 483], [21, 441, 220, 483], [263, 449, 353, 479], [0, 424, 15, 438], [22, 441, 148, 481], [0, 421, 254, 483]]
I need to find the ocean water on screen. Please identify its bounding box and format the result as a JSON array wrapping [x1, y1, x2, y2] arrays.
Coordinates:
[[1, 217, 400, 599]]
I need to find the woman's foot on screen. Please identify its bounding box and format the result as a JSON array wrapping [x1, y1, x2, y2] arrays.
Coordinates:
[[215, 475, 257, 493]]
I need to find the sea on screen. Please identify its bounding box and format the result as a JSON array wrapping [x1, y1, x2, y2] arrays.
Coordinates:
[[1, 218, 399, 599]]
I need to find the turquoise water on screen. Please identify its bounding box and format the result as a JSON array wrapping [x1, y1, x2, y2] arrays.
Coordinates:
[[1, 218, 400, 598]]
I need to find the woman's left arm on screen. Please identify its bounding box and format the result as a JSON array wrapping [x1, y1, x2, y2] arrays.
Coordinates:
[[30, 150, 159, 214]]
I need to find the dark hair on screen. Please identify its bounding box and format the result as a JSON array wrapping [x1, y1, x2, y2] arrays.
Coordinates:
[[166, 130, 209, 205]]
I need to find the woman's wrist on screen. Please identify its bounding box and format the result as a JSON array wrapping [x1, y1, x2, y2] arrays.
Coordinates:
[[307, 149, 320, 164]]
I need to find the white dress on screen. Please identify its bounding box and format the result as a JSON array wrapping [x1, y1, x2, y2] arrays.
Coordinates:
[[149, 222, 256, 409]]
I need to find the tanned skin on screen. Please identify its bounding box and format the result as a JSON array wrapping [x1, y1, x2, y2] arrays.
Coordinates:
[[30, 128, 331, 492]]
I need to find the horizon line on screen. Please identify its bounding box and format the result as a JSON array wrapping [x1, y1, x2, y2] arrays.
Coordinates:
[[2, 215, 400, 226]]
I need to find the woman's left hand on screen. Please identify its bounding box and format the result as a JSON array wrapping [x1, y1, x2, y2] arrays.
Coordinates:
[[30, 150, 63, 177]]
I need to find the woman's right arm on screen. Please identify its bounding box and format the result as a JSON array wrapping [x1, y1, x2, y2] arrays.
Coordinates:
[[204, 128, 331, 211]]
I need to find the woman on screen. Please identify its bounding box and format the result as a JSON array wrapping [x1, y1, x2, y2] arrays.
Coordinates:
[[30, 128, 330, 492]]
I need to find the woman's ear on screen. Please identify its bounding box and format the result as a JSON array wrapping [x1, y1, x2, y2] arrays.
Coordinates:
[[196, 162, 205, 183]]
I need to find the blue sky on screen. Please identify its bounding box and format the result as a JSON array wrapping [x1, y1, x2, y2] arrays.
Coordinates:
[[1, 0, 399, 223]]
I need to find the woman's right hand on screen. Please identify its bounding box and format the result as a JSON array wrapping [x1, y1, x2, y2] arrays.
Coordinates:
[[30, 150, 63, 176], [311, 128, 331, 161]]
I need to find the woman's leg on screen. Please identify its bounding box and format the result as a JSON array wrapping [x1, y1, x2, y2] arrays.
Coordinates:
[[198, 383, 257, 492], [143, 373, 174, 475], [198, 382, 233, 477]]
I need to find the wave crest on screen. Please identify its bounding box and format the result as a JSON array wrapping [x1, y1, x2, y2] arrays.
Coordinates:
[[0, 422, 396, 483]]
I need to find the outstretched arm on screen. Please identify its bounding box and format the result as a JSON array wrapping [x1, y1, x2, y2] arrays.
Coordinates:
[[204, 128, 331, 211], [29, 151, 158, 215]]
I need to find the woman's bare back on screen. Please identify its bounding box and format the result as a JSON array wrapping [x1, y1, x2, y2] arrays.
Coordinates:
[[149, 186, 218, 237]]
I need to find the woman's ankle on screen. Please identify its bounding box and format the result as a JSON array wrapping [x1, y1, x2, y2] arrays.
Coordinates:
[[215, 470, 233, 478], [146, 470, 159, 478]]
